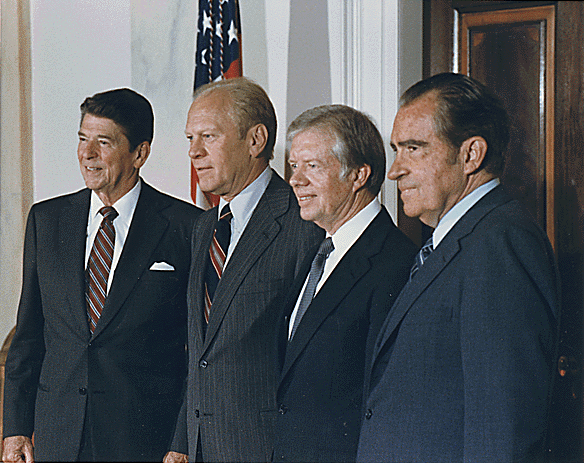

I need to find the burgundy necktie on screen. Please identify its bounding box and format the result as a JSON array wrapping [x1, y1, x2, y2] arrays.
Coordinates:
[[204, 204, 232, 323], [85, 206, 118, 333]]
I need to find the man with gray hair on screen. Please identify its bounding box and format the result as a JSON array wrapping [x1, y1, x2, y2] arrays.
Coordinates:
[[358, 73, 559, 463], [166, 78, 323, 463], [272, 104, 416, 462]]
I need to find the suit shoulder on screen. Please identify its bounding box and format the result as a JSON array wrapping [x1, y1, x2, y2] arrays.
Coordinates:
[[28, 189, 89, 216], [475, 198, 549, 245], [370, 208, 417, 256], [143, 184, 202, 220]]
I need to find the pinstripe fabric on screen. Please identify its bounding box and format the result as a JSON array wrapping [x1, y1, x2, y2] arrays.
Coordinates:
[[178, 173, 324, 462], [85, 206, 118, 333]]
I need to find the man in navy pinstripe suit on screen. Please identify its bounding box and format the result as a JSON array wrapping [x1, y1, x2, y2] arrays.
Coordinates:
[[167, 78, 322, 463]]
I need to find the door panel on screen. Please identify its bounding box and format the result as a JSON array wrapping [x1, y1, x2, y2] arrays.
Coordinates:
[[423, 1, 584, 460]]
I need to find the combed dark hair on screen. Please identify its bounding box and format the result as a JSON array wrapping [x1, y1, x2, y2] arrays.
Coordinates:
[[286, 104, 386, 196], [401, 73, 509, 176], [80, 88, 154, 152], [193, 77, 277, 160]]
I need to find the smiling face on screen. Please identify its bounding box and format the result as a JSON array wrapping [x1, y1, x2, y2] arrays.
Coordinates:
[[78, 114, 147, 206], [388, 93, 468, 228], [185, 90, 267, 202], [288, 128, 370, 234]]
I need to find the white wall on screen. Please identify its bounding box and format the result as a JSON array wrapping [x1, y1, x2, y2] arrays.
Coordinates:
[[29, 0, 422, 204], [31, 0, 132, 202], [1, 0, 422, 343]]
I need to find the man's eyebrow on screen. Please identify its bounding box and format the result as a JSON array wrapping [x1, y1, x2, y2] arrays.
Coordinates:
[[396, 139, 429, 147], [77, 131, 114, 141]]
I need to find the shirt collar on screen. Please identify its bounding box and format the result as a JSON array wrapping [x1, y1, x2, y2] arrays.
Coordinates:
[[328, 197, 382, 254], [89, 178, 142, 225], [218, 167, 272, 230], [433, 178, 500, 248]]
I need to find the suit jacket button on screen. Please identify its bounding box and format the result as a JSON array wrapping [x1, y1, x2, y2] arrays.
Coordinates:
[[365, 409, 373, 420], [199, 360, 208, 368], [195, 409, 200, 418], [79, 388, 87, 396], [278, 404, 288, 415]]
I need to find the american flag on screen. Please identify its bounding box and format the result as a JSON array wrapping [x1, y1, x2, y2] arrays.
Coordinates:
[[191, 0, 243, 208]]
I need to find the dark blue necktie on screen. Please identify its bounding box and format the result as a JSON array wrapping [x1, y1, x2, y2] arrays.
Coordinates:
[[410, 237, 434, 280], [289, 237, 335, 340]]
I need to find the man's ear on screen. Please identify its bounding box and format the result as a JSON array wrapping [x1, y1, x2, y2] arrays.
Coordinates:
[[352, 164, 372, 192], [133, 142, 151, 169], [247, 124, 269, 158], [461, 136, 487, 175]]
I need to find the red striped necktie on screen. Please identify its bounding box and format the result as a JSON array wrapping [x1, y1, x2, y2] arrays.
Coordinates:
[[85, 206, 118, 333], [204, 204, 232, 324]]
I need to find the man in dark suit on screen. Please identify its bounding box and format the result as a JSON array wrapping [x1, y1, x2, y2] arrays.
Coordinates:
[[357, 73, 560, 463], [166, 78, 323, 463], [272, 105, 416, 462], [2, 88, 201, 462]]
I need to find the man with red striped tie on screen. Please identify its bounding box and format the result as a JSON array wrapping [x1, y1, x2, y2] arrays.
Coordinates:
[[3, 88, 201, 462], [166, 78, 323, 463]]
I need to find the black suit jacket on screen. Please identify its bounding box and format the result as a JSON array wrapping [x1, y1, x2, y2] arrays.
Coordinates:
[[357, 186, 560, 463], [273, 207, 417, 463], [3, 181, 201, 462], [171, 172, 324, 463]]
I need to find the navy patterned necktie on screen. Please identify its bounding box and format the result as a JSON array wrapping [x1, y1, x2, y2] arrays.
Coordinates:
[[289, 237, 335, 340], [410, 236, 434, 281], [204, 204, 233, 323], [86, 206, 118, 333]]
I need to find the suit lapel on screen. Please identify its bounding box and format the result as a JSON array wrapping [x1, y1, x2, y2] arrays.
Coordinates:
[[202, 175, 289, 352], [372, 186, 512, 363], [91, 183, 170, 339], [280, 210, 392, 383], [59, 189, 92, 337]]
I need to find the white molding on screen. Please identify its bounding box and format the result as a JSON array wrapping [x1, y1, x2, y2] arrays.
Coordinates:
[[329, 0, 401, 220], [265, 0, 290, 176]]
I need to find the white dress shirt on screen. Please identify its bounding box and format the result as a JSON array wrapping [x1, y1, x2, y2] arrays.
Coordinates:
[[218, 166, 272, 267], [85, 179, 141, 291], [432, 178, 500, 248], [288, 198, 382, 338]]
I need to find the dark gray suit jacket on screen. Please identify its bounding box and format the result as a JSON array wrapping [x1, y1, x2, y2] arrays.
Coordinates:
[[357, 186, 560, 463], [3, 182, 201, 462], [171, 172, 323, 462], [273, 207, 416, 463]]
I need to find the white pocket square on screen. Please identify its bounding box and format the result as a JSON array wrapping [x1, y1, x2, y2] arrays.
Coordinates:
[[149, 262, 175, 271]]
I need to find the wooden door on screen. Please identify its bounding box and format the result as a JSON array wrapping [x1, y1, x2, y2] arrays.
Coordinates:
[[421, 1, 584, 461]]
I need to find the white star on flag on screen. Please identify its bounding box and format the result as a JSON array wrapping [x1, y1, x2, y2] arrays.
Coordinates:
[[202, 10, 212, 34], [228, 20, 238, 44]]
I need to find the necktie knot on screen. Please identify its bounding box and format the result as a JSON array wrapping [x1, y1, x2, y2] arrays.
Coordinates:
[[410, 236, 434, 280], [420, 237, 433, 259], [99, 206, 118, 223], [317, 237, 334, 259], [219, 204, 232, 222]]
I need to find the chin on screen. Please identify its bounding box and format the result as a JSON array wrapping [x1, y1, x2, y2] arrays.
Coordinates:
[[299, 209, 314, 223]]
